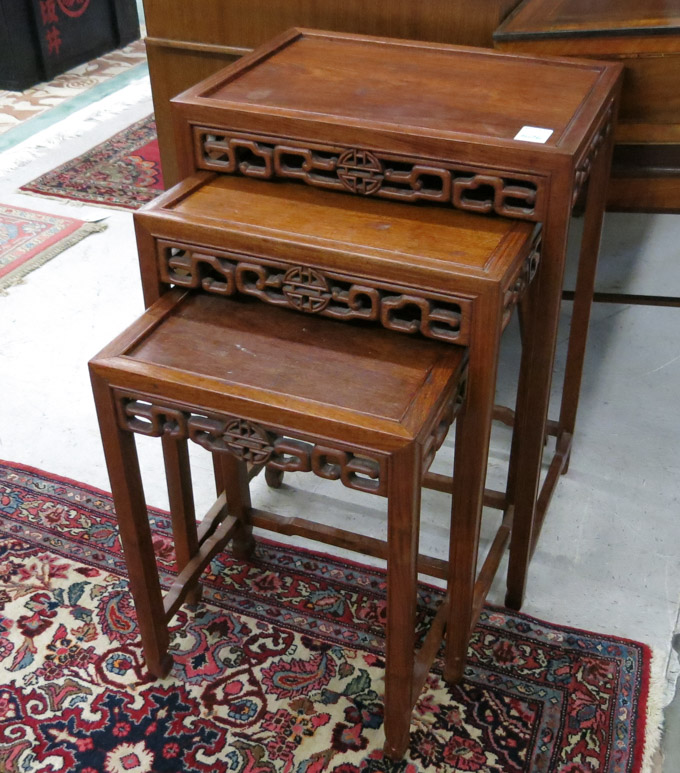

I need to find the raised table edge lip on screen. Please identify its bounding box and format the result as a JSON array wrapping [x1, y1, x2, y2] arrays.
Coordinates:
[[170, 26, 623, 160], [89, 289, 468, 449], [135, 172, 540, 285]]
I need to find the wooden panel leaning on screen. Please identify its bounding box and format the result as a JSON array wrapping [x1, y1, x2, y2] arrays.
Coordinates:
[[89, 291, 469, 759], [168, 28, 623, 609]]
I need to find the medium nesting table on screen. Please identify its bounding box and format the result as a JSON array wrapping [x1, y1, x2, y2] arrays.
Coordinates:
[[133, 171, 540, 688], [168, 28, 623, 608]]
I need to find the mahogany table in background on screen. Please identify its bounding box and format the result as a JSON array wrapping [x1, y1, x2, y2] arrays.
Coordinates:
[[168, 29, 623, 609], [141, 0, 520, 186], [494, 0, 680, 214]]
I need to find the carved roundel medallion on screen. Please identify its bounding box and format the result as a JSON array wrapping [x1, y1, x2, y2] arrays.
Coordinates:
[[282, 266, 332, 313], [337, 149, 384, 196], [223, 419, 273, 464]]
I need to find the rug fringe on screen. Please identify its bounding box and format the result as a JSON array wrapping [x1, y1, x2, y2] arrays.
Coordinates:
[[16, 190, 149, 212], [640, 646, 668, 773], [0, 220, 107, 294], [0, 78, 151, 176]]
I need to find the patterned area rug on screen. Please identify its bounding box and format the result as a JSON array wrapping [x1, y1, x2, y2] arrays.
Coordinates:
[[0, 39, 147, 135], [0, 204, 105, 292], [20, 116, 163, 209], [0, 461, 655, 772]]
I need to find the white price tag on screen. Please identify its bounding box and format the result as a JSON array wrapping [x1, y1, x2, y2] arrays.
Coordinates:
[[514, 126, 554, 144]]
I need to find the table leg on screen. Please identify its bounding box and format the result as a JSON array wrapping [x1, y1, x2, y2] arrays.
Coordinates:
[[558, 131, 616, 463], [90, 371, 172, 678], [212, 452, 226, 495], [216, 453, 255, 560], [444, 296, 502, 683], [383, 445, 421, 761], [505, 185, 572, 611], [162, 435, 201, 604]]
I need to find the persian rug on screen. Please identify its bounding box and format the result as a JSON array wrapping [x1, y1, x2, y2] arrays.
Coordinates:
[[0, 39, 147, 135], [0, 461, 657, 773], [0, 204, 105, 292], [19, 115, 163, 210]]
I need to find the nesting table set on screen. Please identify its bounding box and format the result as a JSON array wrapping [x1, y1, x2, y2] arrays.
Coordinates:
[[90, 29, 622, 759]]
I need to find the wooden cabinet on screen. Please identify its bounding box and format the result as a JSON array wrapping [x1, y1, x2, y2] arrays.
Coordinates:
[[494, 0, 680, 212], [142, 0, 520, 186], [0, 0, 139, 90]]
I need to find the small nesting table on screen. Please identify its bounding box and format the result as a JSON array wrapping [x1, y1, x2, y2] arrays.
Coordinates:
[[167, 28, 623, 608], [90, 291, 469, 758]]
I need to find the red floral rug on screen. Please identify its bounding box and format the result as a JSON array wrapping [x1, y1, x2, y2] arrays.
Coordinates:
[[0, 204, 105, 292], [19, 116, 163, 210], [0, 461, 656, 772]]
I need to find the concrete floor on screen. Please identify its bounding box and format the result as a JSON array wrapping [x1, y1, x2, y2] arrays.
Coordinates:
[[0, 78, 678, 770]]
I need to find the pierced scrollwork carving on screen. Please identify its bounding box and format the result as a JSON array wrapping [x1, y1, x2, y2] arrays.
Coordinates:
[[159, 242, 471, 345], [502, 235, 541, 329], [421, 372, 468, 473], [380, 295, 465, 342], [115, 393, 387, 496], [219, 419, 273, 463], [116, 398, 276, 462], [195, 129, 543, 221], [572, 106, 614, 204]]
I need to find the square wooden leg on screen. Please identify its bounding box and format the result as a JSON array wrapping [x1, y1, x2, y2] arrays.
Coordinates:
[[506, 210, 571, 611], [162, 435, 201, 604], [383, 445, 421, 761], [91, 373, 172, 678], [216, 453, 255, 560], [444, 298, 502, 682]]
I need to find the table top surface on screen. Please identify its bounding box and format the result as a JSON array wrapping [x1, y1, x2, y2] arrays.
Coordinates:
[[120, 292, 465, 432], [175, 28, 620, 154], [495, 0, 680, 40], [155, 174, 535, 280]]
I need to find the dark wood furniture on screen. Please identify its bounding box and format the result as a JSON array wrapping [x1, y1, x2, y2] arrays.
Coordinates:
[[168, 28, 623, 610], [494, 0, 680, 213], [141, 0, 520, 185], [0, 0, 139, 90], [90, 290, 469, 759]]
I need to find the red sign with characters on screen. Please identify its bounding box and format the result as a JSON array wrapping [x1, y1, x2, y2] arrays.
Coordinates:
[[32, 0, 119, 73], [57, 0, 90, 18], [1, 0, 139, 90]]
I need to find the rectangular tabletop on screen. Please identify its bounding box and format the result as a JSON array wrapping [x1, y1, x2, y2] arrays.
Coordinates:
[[135, 173, 539, 347], [172, 28, 621, 174]]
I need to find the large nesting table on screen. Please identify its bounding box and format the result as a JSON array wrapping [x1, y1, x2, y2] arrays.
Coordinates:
[[165, 28, 622, 608]]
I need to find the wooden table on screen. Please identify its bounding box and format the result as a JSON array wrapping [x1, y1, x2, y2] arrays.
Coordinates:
[[494, 0, 680, 214], [134, 171, 540, 673], [167, 29, 623, 610], [90, 290, 469, 758], [141, 0, 521, 186]]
